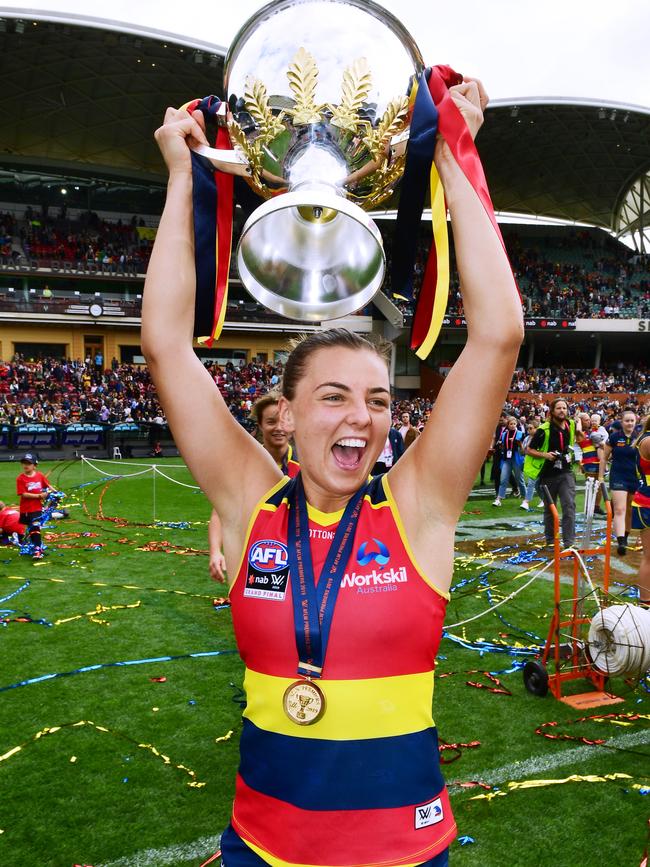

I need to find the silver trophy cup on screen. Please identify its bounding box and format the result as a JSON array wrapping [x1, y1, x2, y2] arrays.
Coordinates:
[[193, 0, 424, 320]]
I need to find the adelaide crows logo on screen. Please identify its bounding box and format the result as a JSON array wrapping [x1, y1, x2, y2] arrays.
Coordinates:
[[356, 538, 390, 566]]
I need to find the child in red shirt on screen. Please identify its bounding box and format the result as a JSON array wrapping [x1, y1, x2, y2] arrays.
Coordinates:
[[16, 453, 51, 558]]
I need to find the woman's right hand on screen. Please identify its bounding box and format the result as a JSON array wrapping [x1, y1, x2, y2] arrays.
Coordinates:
[[209, 551, 227, 583], [153, 107, 209, 176]]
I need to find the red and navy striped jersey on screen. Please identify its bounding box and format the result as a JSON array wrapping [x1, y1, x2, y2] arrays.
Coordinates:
[[228, 474, 455, 867], [577, 435, 599, 471]]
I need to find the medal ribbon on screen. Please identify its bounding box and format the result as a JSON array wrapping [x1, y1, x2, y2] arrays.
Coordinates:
[[287, 475, 366, 679]]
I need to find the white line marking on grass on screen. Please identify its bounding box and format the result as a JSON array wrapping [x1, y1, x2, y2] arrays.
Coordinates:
[[99, 833, 221, 867], [449, 729, 650, 793], [609, 557, 638, 576]]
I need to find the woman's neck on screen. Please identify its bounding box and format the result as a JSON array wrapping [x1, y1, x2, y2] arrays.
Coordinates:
[[301, 477, 358, 515], [266, 442, 288, 465]]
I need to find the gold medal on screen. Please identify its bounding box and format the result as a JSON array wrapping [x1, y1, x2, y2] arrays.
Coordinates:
[[283, 679, 326, 725]]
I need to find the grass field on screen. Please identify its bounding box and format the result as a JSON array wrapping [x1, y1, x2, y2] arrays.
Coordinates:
[[0, 457, 648, 867]]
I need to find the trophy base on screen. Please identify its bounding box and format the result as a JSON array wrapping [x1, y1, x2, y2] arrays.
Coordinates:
[[237, 189, 386, 322]]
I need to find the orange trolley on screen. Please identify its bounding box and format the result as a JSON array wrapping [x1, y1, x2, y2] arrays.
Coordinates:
[[523, 483, 623, 708]]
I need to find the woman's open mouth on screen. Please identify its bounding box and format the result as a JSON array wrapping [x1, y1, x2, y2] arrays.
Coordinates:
[[332, 437, 367, 470]]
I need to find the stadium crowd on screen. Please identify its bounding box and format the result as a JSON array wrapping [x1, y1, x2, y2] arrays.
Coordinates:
[[382, 227, 650, 321], [510, 364, 648, 394], [0, 356, 284, 427], [1, 209, 153, 273], [0, 355, 648, 429], [3, 210, 650, 322]]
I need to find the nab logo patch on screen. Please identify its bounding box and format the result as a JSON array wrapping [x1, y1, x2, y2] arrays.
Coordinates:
[[248, 540, 289, 571], [245, 539, 290, 601], [414, 797, 444, 830], [356, 538, 390, 567]]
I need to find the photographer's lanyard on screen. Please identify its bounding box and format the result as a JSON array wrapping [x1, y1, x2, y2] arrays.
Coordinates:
[[287, 475, 365, 679]]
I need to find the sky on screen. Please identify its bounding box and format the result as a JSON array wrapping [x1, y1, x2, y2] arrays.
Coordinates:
[[2, 0, 649, 108]]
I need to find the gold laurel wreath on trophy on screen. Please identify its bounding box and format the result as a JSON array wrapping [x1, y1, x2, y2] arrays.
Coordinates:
[[227, 47, 410, 206]]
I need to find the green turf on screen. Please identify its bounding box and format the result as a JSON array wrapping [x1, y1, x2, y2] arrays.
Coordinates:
[[0, 458, 647, 867]]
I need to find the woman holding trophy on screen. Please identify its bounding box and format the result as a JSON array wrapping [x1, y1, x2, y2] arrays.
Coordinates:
[[142, 4, 523, 864]]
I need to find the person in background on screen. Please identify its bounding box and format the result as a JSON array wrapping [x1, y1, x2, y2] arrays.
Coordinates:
[[575, 413, 606, 516], [398, 411, 420, 449], [600, 408, 640, 555], [372, 425, 405, 476], [16, 453, 52, 559], [631, 415, 650, 605], [493, 415, 526, 506], [520, 419, 539, 511], [208, 392, 299, 581], [490, 411, 508, 498], [590, 412, 609, 449], [525, 399, 578, 549], [0, 500, 25, 545]]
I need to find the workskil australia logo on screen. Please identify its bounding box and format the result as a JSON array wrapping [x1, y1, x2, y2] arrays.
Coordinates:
[[245, 539, 290, 601], [341, 565, 407, 593], [356, 537, 390, 566]]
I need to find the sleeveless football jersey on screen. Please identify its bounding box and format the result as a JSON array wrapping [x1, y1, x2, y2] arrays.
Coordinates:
[[228, 474, 455, 867], [577, 434, 599, 472], [608, 431, 637, 480], [280, 444, 300, 479]]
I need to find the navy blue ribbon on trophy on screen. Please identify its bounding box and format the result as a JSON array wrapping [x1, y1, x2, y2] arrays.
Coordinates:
[[391, 69, 438, 301], [287, 475, 366, 678], [182, 94, 234, 344]]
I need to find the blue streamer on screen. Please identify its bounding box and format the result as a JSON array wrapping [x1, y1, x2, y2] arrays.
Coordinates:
[[0, 580, 31, 605], [443, 631, 541, 660], [0, 648, 238, 693]]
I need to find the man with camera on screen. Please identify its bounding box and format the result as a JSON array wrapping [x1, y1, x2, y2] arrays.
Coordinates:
[[524, 398, 578, 549]]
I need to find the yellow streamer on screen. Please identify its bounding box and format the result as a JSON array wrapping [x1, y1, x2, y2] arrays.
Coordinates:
[[469, 772, 636, 800], [507, 773, 632, 790], [0, 719, 225, 788], [5, 574, 218, 601], [54, 601, 142, 627], [415, 163, 450, 360]]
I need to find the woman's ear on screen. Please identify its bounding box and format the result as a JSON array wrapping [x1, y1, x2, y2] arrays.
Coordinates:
[[278, 395, 296, 435]]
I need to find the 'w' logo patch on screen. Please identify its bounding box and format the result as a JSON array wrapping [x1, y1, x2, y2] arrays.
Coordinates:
[[414, 797, 444, 829]]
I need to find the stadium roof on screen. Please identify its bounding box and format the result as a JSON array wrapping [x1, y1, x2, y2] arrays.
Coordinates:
[[0, 11, 648, 243]]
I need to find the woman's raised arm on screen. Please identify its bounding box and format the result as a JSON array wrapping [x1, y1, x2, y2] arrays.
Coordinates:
[[389, 80, 524, 564], [141, 108, 281, 538]]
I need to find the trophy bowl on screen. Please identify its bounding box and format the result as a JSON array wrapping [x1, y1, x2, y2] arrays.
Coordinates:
[[195, 0, 424, 320]]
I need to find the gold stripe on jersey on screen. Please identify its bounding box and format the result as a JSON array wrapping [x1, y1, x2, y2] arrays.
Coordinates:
[[242, 667, 435, 740]]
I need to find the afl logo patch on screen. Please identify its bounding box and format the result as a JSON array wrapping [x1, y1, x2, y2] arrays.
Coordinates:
[[245, 540, 290, 601], [248, 540, 289, 571]]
